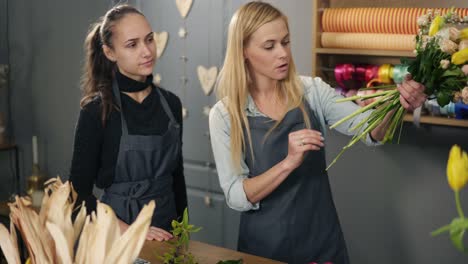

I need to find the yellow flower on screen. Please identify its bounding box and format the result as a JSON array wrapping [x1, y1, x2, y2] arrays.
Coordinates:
[[429, 15, 444, 36], [447, 145, 468, 191], [451, 48, 468, 65], [460, 28, 468, 40]]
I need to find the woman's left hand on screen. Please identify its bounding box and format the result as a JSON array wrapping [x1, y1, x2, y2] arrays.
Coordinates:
[[146, 226, 173, 241], [397, 75, 427, 111]]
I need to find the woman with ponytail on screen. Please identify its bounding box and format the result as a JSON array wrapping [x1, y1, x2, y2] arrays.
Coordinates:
[[69, 4, 187, 242], [209, 2, 427, 263]]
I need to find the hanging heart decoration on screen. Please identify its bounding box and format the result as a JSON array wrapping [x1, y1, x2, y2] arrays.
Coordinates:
[[197, 66, 218, 96], [203, 106, 211, 117], [154, 31, 168, 59], [175, 0, 193, 18], [154, 74, 162, 85]]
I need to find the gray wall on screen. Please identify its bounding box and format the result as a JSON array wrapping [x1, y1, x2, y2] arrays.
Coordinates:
[[1, 0, 468, 263], [1, 0, 113, 199]]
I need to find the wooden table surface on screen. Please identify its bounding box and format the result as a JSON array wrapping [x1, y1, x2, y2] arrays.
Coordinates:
[[139, 240, 285, 264]]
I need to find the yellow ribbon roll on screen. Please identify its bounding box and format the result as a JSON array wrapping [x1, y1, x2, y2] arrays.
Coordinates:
[[322, 8, 468, 35]]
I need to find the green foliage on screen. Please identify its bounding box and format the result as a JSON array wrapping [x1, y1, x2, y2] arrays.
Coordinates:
[[157, 208, 202, 264], [156, 208, 245, 263]]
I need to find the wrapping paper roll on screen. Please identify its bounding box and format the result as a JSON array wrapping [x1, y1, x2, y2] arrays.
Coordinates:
[[322, 8, 468, 35], [321, 32, 416, 51]]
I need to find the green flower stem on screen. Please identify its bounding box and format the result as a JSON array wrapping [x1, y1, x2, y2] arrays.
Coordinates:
[[431, 224, 452, 236], [348, 92, 399, 132], [384, 106, 405, 143], [326, 114, 382, 170], [335, 89, 395, 103], [455, 190, 465, 219], [358, 85, 398, 91], [330, 94, 392, 130], [349, 100, 389, 132]]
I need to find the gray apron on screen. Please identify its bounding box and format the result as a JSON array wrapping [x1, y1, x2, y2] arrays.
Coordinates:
[[238, 103, 349, 264], [101, 80, 180, 231]]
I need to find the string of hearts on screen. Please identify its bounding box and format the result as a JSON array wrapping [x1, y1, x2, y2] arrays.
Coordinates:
[[197, 0, 218, 118], [153, 31, 167, 86], [155, 1, 218, 119], [176, 0, 193, 119]]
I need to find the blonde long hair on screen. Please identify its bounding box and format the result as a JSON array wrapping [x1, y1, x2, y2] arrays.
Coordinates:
[[216, 1, 310, 171]]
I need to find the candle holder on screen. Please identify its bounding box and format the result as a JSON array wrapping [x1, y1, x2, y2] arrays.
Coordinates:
[[0, 64, 9, 146], [0, 112, 6, 146], [27, 136, 46, 207]]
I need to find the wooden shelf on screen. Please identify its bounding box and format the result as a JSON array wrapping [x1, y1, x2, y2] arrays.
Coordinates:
[[403, 114, 468, 128], [315, 48, 416, 58], [312, 0, 468, 129]]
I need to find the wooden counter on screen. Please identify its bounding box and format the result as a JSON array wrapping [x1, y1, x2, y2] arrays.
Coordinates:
[[139, 240, 285, 264]]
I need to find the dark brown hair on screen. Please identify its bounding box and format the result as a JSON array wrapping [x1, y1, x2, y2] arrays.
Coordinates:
[[80, 4, 144, 126]]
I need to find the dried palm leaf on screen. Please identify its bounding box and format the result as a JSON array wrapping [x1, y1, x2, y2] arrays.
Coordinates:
[[104, 200, 155, 264], [1, 179, 155, 264], [46, 183, 75, 256], [46, 222, 73, 264], [0, 223, 20, 264]]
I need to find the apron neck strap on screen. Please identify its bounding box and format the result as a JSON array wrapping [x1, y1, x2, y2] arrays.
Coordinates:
[[112, 79, 130, 135], [154, 87, 177, 124], [112, 79, 179, 136]]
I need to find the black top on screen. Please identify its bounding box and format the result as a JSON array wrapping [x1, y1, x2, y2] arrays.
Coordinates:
[[69, 80, 187, 220]]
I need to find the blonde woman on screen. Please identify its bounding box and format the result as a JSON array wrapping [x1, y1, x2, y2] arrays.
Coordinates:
[[209, 2, 426, 263]]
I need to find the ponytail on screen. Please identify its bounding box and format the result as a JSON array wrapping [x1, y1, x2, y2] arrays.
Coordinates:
[[80, 4, 144, 126]]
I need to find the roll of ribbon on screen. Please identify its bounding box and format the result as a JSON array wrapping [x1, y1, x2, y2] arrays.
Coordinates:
[[366, 64, 395, 87], [335, 64, 383, 89], [322, 8, 468, 35], [321, 32, 416, 51], [379, 64, 394, 84], [392, 64, 409, 84], [334, 64, 355, 89]]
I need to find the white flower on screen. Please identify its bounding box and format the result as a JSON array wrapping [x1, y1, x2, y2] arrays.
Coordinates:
[[462, 87, 468, 104], [436, 28, 450, 40], [436, 26, 458, 42], [440, 59, 450, 69], [460, 40, 468, 51], [462, 64, 468, 75], [417, 15, 429, 26], [449, 27, 460, 42], [440, 39, 459, 54]]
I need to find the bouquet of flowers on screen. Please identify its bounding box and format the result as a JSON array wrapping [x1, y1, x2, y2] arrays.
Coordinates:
[[327, 8, 468, 170], [431, 145, 468, 253]]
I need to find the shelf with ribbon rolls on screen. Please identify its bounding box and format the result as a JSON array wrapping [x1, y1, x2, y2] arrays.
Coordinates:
[[312, 0, 468, 128]]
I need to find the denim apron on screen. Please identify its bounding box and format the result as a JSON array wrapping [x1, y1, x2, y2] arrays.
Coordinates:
[[238, 103, 349, 264], [101, 80, 180, 230]]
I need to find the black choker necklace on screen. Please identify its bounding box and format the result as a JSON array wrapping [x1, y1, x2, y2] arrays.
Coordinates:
[[116, 70, 153, 93]]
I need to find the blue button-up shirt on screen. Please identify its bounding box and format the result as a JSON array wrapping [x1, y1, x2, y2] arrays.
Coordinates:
[[209, 76, 380, 212]]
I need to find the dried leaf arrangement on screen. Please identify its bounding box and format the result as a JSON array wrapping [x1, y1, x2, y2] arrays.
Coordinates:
[[158, 208, 201, 264], [0, 177, 154, 264]]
